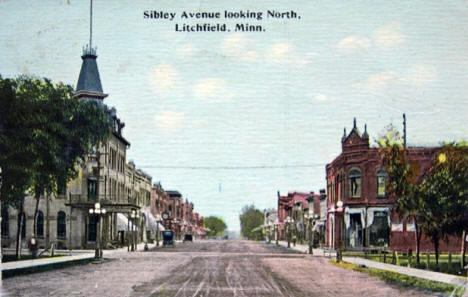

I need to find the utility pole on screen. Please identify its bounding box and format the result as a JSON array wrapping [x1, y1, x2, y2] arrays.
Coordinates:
[[403, 113, 407, 149]]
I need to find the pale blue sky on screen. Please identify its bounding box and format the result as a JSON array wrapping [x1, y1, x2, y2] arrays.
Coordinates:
[[1, 0, 467, 231]]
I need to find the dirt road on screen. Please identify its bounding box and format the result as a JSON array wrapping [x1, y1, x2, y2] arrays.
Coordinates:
[[2, 240, 438, 297]]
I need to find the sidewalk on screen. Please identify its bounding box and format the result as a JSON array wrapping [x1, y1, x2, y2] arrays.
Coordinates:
[[1, 241, 156, 275], [270, 240, 335, 257], [273, 241, 467, 290]]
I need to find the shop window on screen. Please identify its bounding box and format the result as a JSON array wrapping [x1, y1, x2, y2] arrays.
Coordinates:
[[377, 170, 387, 197], [349, 168, 361, 198], [369, 211, 389, 247], [57, 211, 66, 238], [37, 211, 44, 237]]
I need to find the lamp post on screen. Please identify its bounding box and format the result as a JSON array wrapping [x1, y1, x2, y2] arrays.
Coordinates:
[[89, 202, 106, 260], [130, 209, 140, 252], [274, 219, 279, 246], [305, 211, 311, 254], [155, 214, 162, 246], [269, 221, 274, 243], [285, 216, 293, 248], [173, 218, 180, 240]]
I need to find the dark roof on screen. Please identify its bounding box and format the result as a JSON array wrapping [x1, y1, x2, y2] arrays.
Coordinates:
[[76, 53, 103, 93], [165, 190, 182, 198]]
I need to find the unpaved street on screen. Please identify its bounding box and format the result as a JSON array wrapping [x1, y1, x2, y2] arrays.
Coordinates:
[[3, 240, 438, 297]]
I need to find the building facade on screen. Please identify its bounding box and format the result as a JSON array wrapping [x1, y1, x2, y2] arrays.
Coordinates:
[[325, 119, 462, 252], [1, 46, 154, 251], [150, 185, 205, 240]]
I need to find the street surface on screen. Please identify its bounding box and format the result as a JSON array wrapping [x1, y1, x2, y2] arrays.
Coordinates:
[[3, 240, 439, 297]]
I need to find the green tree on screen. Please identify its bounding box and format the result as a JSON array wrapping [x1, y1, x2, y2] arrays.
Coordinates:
[[204, 216, 227, 237], [422, 143, 468, 267], [377, 124, 425, 263], [239, 204, 264, 240], [0, 75, 112, 258]]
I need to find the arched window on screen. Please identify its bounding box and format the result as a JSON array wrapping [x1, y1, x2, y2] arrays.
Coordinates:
[[349, 168, 361, 197], [377, 169, 387, 197], [19, 212, 26, 239], [1, 207, 9, 237], [37, 211, 44, 237], [57, 211, 66, 238]]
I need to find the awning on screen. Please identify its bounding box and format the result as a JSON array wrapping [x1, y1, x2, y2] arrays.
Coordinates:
[[117, 213, 130, 231], [141, 208, 165, 231], [116, 213, 140, 231]]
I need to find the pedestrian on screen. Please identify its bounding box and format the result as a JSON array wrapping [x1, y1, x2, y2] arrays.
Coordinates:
[[28, 237, 38, 258]]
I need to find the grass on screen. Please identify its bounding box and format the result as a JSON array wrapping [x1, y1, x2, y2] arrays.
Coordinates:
[[330, 260, 466, 297], [342, 251, 467, 276]]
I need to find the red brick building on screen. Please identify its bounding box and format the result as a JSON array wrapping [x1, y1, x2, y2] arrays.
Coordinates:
[[277, 191, 321, 240], [325, 119, 462, 252], [150, 183, 205, 239]]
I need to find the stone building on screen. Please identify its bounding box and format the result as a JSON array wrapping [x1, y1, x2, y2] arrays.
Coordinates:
[[325, 119, 462, 252], [1, 45, 153, 251]]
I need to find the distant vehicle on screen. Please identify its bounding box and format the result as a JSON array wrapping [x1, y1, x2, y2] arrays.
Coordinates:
[[162, 230, 175, 247], [183, 234, 193, 242]]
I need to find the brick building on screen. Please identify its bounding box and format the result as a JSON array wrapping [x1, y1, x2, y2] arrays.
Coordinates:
[[325, 119, 462, 252], [150, 185, 205, 239]]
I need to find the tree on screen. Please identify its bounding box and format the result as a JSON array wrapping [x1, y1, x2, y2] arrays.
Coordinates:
[[377, 124, 425, 263], [239, 204, 264, 240], [422, 143, 468, 267], [0, 75, 112, 258], [204, 216, 227, 237], [378, 124, 468, 267]]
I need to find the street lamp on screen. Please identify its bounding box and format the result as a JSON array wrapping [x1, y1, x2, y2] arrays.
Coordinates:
[[269, 221, 274, 243], [130, 209, 140, 252], [285, 216, 293, 248], [274, 218, 279, 246], [155, 214, 162, 246], [305, 209, 320, 255], [89, 202, 106, 260]]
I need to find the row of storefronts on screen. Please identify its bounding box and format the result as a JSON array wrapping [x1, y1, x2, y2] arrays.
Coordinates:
[[269, 119, 463, 252]]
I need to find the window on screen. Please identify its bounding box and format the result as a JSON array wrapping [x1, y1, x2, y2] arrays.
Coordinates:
[[88, 179, 97, 201], [369, 211, 389, 247], [57, 211, 66, 238], [88, 215, 98, 242], [377, 170, 387, 197], [1, 207, 9, 237], [349, 168, 361, 197], [57, 178, 67, 196], [37, 211, 44, 237]]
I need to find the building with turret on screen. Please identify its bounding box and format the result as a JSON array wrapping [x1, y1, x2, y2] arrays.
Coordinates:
[[325, 118, 462, 252]]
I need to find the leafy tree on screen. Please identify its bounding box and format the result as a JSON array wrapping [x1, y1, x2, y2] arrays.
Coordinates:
[[377, 124, 425, 263], [378, 124, 468, 267], [239, 204, 264, 240], [422, 143, 468, 267], [204, 216, 227, 237], [0, 75, 112, 258]]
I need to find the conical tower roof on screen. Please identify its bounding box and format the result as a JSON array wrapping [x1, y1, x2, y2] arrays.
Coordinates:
[[75, 46, 107, 100]]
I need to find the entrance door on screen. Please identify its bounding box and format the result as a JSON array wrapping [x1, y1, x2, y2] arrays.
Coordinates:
[[347, 213, 363, 248]]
